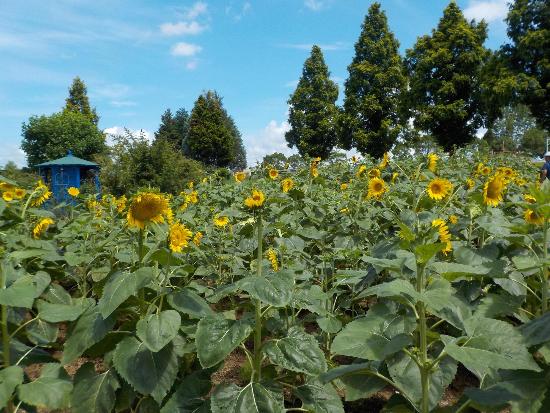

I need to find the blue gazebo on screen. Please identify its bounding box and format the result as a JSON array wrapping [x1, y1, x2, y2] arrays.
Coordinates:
[[36, 151, 101, 203]]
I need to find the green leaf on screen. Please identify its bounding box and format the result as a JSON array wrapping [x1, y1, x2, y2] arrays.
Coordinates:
[[320, 362, 385, 402], [62, 305, 116, 364], [0, 366, 23, 409], [519, 311, 550, 347], [98, 267, 153, 318], [443, 317, 540, 377], [263, 327, 327, 375], [211, 382, 284, 413], [387, 352, 457, 411], [0, 272, 50, 308], [113, 336, 178, 404], [72, 363, 120, 413], [17, 363, 73, 410], [167, 289, 214, 319], [3, 338, 55, 366], [357, 279, 419, 304], [195, 315, 253, 368], [421, 279, 472, 330], [332, 301, 415, 360], [316, 315, 342, 334], [136, 310, 181, 352], [238, 274, 293, 307], [25, 318, 58, 345], [160, 369, 213, 413], [474, 293, 524, 319], [36, 297, 94, 322], [295, 381, 344, 413], [415, 243, 444, 264]]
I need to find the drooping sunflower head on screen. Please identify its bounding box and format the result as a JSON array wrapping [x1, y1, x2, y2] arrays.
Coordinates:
[[524, 209, 545, 225], [268, 169, 279, 180], [483, 175, 506, 207], [214, 215, 229, 227], [427, 153, 439, 172], [431, 218, 452, 255], [310, 164, 319, 178], [427, 178, 453, 201], [127, 192, 172, 229], [33, 217, 54, 239], [368, 168, 381, 179], [67, 187, 80, 197], [281, 178, 294, 193], [379, 152, 389, 169], [391, 172, 399, 184], [244, 189, 265, 209], [193, 231, 203, 246], [465, 178, 475, 190], [523, 194, 536, 204], [267, 248, 279, 271], [31, 180, 52, 207], [168, 222, 192, 253], [234, 171, 246, 183], [356, 165, 367, 178], [367, 177, 387, 199]]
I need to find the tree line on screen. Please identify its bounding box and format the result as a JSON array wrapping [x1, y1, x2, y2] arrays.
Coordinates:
[[286, 0, 549, 159]]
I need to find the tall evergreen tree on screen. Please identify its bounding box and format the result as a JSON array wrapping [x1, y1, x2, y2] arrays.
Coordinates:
[[505, 0, 550, 132], [186, 91, 242, 167], [285, 45, 339, 159], [155, 108, 190, 152], [340, 2, 406, 158], [226, 116, 247, 170], [404, 2, 488, 151], [64, 77, 99, 124]]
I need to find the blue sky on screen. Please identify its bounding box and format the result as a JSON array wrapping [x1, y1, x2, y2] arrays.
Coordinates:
[[0, 0, 511, 167]]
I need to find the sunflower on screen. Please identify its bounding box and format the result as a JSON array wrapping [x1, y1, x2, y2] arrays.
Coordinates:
[[496, 167, 515, 182], [340, 207, 349, 214], [310, 164, 319, 178], [281, 178, 294, 193], [432, 219, 452, 255], [340, 183, 348, 191], [186, 191, 199, 204], [481, 166, 491, 175], [379, 152, 389, 169], [523, 194, 536, 204], [465, 178, 475, 190], [31, 180, 52, 207], [127, 192, 172, 229], [427, 178, 453, 201], [268, 169, 279, 180], [524, 209, 545, 225], [67, 187, 80, 197], [427, 153, 438, 172], [351, 155, 358, 164], [267, 248, 279, 271], [188, 181, 194, 189], [193, 231, 203, 246], [368, 168, 381, 179], [449, 215, 458, 224], [515, 177, 527, 186], [367, 177, 387, 199], [168, 222, 192, 253], [244, 189, 265, 209], [235, 171, 246, 183], [391, 172, 399, 184], [0, 182, 14, 192], [214, 215, 229, 227], [483, 175, 505, 207], [202, 177, 208, 184], [116, 195, 127, 213], [33, 217, 54, 239], [2, 191, 14, 201], [14, 188, 26, 199]]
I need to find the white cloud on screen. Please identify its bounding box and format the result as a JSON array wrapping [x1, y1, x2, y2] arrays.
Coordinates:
[[160, 21, 206, 36], [304, 0, 324, 11], [103, 126, 154, 146], [226, 2, 251, 21], [280, 41, 348, 51], [464, 0, 508, 23], [185, 2, 208, 20], [244, 120, 297, 165], [0, 142, 26, 168], [171, 42, 202, 57]]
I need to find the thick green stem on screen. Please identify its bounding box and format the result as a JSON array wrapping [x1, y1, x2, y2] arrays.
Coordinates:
[[1, 265, 14, 413], [542, 222, 549, 313], [138, 229, 146, 314], [415, 263, 429, 413], [252, 214, 263, 382]]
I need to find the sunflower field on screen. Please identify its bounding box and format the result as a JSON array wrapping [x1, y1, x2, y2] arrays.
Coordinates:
[[0, 149, 549, 413]]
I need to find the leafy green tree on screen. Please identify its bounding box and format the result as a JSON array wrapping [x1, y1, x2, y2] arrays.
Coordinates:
[[404, 2, 488, 151], [285, 45, 339, 159], [505, 0, 550, 132], [64, 77, 99, 124], [155, 108, 190, 152], [340, 2, 406, 158], [227, 116, 247, 170], [186, 91, 242, 167], [21, 111, 106, 167]]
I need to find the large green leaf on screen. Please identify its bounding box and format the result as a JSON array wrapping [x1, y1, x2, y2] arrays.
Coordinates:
[[387, 352, 457, 411], [136, 310, 181, 352], [263, 327, 326, 375], [332, 301, 414, 360], [62, 305, 116, 364], [443, 317, 540, 378], [36, 297, 94, 322], [320, 362, 385, 402], [195, 315, 253, 368], [25, 318, 58, 345], [295, 381, 345, 413], [422, 279, 471, 330], [211, 382, 284, 413], [72, 363, 120, 413], [519, 311, 550, 347], [113, 336, 178, 404], [238, 274, 293, 307], [17, 363, 73, 410], [0, 366, 23, 409], [357, 279, 419, 305], [98, 267, 153, 318], [160, 369, 213, 413], [0, 272, 50, 308], [167, 289, 214, 319]]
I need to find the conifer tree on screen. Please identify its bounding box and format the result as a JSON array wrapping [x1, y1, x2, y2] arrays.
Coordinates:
[[64, 77, 99, 124], [285, 45, 339, 159], [340, 2, 406, 158], [404, 2, 488, 151]]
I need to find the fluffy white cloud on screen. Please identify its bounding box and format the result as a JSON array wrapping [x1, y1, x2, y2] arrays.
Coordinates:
[[160, 21, 206, 36], [464, 0, 508, 23], [0, 142, 26, 167], [244, 120, 297, 166], [185, 2, 208, 20], [171, 42, 202, 57], [103, 126, 154, 146]]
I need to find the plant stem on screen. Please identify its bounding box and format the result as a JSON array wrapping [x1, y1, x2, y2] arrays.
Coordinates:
[[415, 262, 429, 413], [542, 221, 549, 313], [1, 265, 14, 413], [252, 213, 263, 382], [137, 228, 146, 315]]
